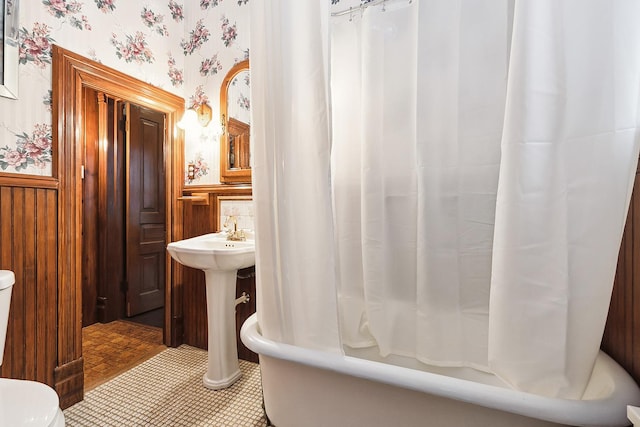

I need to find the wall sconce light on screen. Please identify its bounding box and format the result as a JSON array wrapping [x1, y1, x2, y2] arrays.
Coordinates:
[[196, 103, 212, 127], [177, 103, 213, 129]]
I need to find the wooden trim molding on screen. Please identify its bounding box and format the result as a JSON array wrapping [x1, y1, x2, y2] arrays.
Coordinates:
[[184, 184, 252, 196], [219, 59, 251, 184], [54, 358, 84, 409], [52, 45, 185, 406], [0, 173, 58, 189]]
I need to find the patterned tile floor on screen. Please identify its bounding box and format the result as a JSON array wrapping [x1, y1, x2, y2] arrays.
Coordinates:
[[82, 320, 166, 391], [65, 345, 268, 427]]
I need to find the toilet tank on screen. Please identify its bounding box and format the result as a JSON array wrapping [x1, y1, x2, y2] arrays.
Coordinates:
[[0, 271, 14, 366]]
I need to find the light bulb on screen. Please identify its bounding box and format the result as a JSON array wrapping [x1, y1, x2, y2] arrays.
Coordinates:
[[177, 109, 199, 130]]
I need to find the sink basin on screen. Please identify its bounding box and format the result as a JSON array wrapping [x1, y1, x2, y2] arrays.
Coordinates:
[[167, 232, 255, 390], [167, 233, 255, 271]]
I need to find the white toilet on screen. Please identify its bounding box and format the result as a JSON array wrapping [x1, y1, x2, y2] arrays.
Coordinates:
[[0, 270, 65, 426]]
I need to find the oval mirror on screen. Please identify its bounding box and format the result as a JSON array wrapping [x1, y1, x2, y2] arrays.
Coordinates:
[[220, 60, 251, 184]]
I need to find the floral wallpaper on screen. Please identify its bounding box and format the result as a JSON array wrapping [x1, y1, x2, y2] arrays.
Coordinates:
[[0, 0, 250, 185], [0, 0, 366, 182], [182, 0, 250, 185]]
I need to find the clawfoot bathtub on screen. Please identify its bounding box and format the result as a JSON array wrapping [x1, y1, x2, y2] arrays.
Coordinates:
[[241, 314, 640, 427]]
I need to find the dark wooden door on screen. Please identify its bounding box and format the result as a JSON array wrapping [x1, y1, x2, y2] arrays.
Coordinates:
[[125, 103, 166, 316], [82, 90, 126, 325], [81, 87, 100, 327]]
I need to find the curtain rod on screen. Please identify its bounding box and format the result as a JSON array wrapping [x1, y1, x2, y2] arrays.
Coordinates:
[[331, 0, 412, 17]]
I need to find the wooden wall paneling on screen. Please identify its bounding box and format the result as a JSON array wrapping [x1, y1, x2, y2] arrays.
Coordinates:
[[632, 166, 640, 381], [5, 187, 19, 378], [36, 189, 49, 384], [82, 87, 99, 327], [603, 165, 640, 384], [181, 197, 214, 349], [97, 93, 111, 322], [1, 187, 16, 377], [236, 267, 257, 363], [171, 193, 185, 348], [170, 178, 185, 348], [36, 188, 57, 385], [97, 96, 127, 323], [0, 188, 10, 258], [0, 186, 57, 390], [170, 114, 185, 349], [0, 187, 11, 374], [24, 188, 36, 381], [182, 266, 208, 348], [603, 226, 630, 368], [10, 187, 25, 379], [46, 189, 58, 386]]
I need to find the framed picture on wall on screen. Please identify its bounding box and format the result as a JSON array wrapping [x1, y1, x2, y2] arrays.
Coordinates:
[[0, 0, 20, 99]]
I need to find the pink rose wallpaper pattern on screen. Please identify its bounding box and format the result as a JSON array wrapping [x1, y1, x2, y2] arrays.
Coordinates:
[[181, 19, 209, 55], [0, 124, 52, 172], [0, 0, 251, 182], [94, 0, 116, 13], [110, 31, 155, 64], [19, 23, 55, 68], [1, 0, 356, 182]]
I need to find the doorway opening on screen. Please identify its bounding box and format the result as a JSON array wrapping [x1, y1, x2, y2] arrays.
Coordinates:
[[53, 45, 185, 401], [80, 90, 170, 390], [82, 92, 167, 329]]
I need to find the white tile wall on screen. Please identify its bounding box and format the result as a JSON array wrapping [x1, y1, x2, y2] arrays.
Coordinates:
[[219, 199, 254, 232]]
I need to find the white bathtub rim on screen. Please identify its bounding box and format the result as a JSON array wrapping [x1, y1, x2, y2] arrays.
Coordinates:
[[241, 313, 640, 427]]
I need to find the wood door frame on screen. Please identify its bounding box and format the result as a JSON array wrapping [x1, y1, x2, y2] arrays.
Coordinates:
[[52, 46, 184, 395]]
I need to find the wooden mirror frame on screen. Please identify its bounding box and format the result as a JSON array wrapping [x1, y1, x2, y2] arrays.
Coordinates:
[[220, 59, 251, 184]]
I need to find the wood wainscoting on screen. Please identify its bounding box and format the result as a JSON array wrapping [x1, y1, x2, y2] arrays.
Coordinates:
[[602, 161, 640, 384], [0, 176, 59, 397]]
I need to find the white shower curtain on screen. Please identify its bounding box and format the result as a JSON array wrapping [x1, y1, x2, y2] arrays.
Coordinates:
[[332, 0, 508, 372], [251, 0, 640, 399], [250, 0, 341, 351], [489, 0, 640, 398]]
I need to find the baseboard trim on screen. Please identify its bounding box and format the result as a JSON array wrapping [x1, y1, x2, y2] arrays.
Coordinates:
[[54, 357, 84, 409]]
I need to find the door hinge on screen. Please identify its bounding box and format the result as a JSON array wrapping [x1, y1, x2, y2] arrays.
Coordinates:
[[80, 165, 85, 179]]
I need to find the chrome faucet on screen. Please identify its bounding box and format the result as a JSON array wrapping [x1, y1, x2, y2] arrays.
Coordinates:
[[223, 215, 246, 241]]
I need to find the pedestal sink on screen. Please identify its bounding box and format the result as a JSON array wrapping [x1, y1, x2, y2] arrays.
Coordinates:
[[167, 232, 255, 389]]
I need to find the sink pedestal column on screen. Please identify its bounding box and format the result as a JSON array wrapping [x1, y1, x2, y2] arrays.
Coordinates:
[[202, 269, 242, 390]]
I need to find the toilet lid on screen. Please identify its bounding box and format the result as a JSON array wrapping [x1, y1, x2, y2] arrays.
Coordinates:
[[0, 271, 14, 290], [0, 378, 60, 426]]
